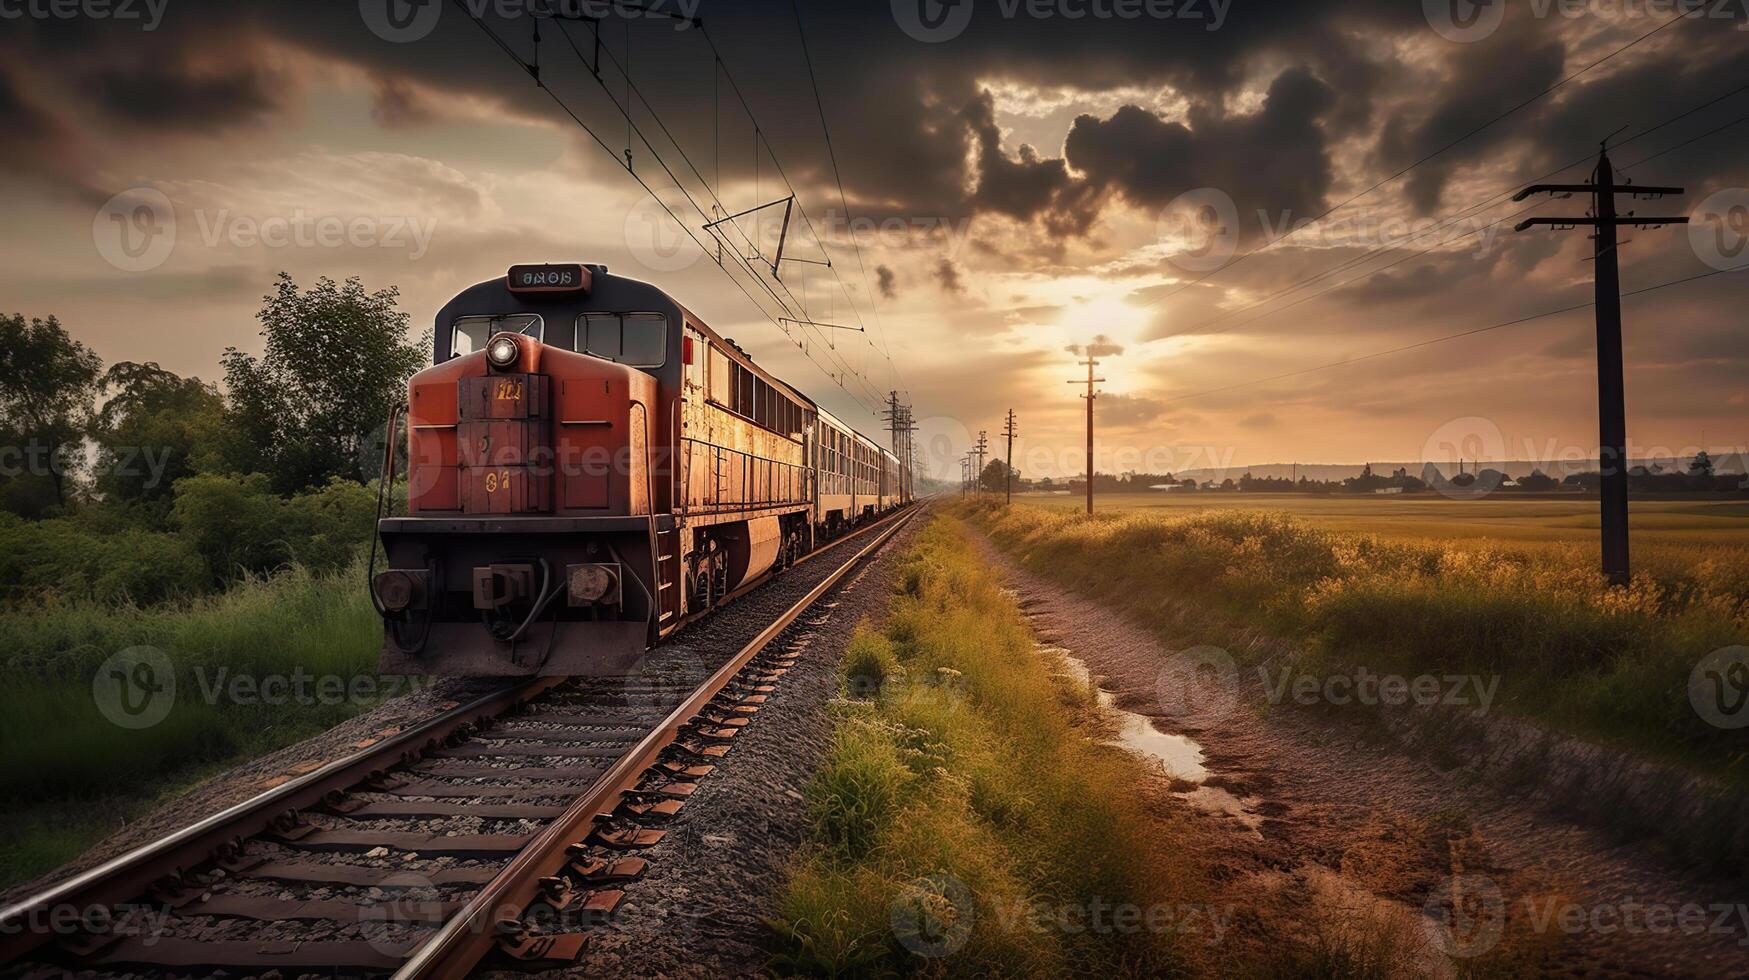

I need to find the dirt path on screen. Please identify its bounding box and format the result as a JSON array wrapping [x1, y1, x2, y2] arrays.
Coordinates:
[[971, 529, 1749, 978]]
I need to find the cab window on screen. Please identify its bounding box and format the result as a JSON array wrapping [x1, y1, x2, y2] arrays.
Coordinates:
[[452, 314, 542, 358], [578, 313, 667, 368]]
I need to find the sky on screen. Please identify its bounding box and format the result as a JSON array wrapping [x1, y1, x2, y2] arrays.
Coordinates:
[[1, 0, 1746, 483]]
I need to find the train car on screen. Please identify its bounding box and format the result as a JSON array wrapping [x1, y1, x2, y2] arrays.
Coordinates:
[[370, 262, 908, 677]]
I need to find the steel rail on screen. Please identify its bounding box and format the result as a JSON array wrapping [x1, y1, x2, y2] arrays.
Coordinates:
[[0, 502, 917, 971], [393, 505, 919, 980], [0, 677, 563, 963]]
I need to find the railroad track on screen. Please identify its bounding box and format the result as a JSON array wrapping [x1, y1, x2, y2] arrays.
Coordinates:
[[1, 506, 918, 980]]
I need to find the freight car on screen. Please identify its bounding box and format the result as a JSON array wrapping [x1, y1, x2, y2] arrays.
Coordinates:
[[369, 263, 911, 676]]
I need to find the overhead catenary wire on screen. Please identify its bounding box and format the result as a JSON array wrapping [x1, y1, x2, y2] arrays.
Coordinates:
[[452, 0, 890, 415], [788, 0, 901, 387], [541, 12, 889, 407]]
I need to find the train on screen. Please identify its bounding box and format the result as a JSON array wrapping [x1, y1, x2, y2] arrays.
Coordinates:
[[369, 263, 912, 676]]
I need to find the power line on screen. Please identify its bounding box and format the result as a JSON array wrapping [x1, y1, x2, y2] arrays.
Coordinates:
[[1147, 9, 1695, 304], [451, 1, 889, 415], [551, 13, 891, 407], [789, 0, 900, 387], [1155, 265, 1744, 407], [694, 20, 899, 380]]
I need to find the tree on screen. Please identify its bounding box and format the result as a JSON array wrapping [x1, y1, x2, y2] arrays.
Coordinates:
[[0, 313, 102, 515], [221, 274, 426, 493], [89, 361, 226, 513], [1518, 469, 1559, 491], [979, 457, 1017, 493], [1688, 451, 1714, 479]]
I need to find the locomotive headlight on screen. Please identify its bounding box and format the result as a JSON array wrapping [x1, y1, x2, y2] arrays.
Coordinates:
[[486, 334, 520, 369]]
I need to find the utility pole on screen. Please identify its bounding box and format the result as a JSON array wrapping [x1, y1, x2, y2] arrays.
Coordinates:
[[883, 391, 917, 500], [973, 430, 989, 494], [1002, 409, 1018, 505], [1067, 358, 1105, 515], [1514, 142, 1686, 586]]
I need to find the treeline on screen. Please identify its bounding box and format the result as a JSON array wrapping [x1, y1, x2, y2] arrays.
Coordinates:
[[0, 274, 426, 606], [1024, 458, 1743, 496]]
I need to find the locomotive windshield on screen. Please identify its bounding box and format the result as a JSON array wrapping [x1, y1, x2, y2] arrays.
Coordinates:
[[578, 312, 667, 368], [452, 314, 542, 357]]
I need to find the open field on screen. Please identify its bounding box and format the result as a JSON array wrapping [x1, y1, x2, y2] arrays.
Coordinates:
[[1021, 490, 1749, 542], [1020, 491, 1749, 551], [967, 499, 1749, 790]]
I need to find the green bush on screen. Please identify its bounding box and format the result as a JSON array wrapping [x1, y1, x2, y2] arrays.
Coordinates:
[[0, 559, 386, 888], [0, 514, 207, 605]]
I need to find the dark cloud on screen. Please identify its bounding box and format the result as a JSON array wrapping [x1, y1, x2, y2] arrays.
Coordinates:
[[1376, 18, 1565, 213], [83, 60, 282, 131], [371, 75, 441, 129], [876, 264, 897, 299], [1100, 392, 1167, 426], [934, 258, 964, 294], [0, 65, 102, 202], [1063, 66, 1337, 240], [1067, 334, 1124, 358]]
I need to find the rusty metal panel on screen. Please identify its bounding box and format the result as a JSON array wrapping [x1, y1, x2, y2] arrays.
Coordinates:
[[458, 419, 552, 467], [459, 374, 548, 421], [461, 465, 551, 514]]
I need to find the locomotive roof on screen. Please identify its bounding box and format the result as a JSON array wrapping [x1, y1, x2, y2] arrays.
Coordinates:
[[441, 264, 902, 463]]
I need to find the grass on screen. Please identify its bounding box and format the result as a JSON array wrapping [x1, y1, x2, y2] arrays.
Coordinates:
[[1024, 491, 1749, 553], [771, 515, 1575, 977], [965, 498, 1749, 783], [770, 516, 1211, 977], [0, 560, 388, 890]]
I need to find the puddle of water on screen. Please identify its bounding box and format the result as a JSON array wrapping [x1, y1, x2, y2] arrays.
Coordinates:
[[1043, 643, 1263, 835]]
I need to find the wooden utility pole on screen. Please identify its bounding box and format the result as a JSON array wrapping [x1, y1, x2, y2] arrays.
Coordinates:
[[1002, 409, 1017, 505], [883, 391, 917, 500], [1514, 143, 1686, 586], [1067, 358, 1105, 515], [973, 430, 989, 493]]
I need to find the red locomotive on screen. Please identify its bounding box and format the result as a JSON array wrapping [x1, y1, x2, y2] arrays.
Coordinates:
[[370, 263, 911, 676]]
